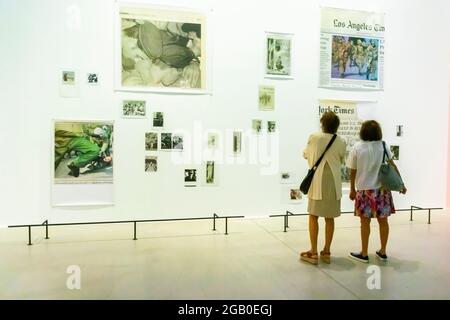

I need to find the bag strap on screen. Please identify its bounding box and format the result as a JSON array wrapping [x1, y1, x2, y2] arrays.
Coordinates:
[[312, 134, 337, 170], [382, 141, 390, 163]]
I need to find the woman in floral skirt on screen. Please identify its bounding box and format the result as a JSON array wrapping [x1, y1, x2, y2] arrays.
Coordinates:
[[346, 120, 407, 263]]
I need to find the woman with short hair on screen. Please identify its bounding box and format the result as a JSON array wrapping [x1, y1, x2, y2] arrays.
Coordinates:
[[347, 120, 407, 263], [300, 111, 347, 265]]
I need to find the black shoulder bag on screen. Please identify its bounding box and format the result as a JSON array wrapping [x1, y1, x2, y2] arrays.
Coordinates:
[[300, 134, 337, 195]]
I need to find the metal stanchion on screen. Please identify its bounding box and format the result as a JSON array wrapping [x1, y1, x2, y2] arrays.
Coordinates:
[[28, 226, 32, 246], [45, 220, 49, 240], [133, 222, 137, 240]]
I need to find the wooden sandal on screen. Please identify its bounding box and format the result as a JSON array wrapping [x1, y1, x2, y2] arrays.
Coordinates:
[[300, 251, 318, 265], [320, 251, 331, 264]]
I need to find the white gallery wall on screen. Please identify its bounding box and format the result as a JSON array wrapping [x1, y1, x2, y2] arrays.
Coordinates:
[[0, 0, 449, 225]]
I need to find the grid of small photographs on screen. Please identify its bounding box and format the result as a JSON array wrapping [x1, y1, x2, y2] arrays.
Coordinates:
[[144, 126, 185, 173], [61, 70, 100, 86], [145, 131, 158, 173], [142, 109, 189, 175]]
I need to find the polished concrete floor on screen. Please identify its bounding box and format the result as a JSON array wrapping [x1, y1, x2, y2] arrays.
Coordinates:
[[1, 210, 449, 300]]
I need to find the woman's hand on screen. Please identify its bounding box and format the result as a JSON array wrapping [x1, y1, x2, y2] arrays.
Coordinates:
[[349, 189, 356, 201]]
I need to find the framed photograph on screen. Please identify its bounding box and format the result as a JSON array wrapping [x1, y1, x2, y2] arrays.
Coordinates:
[[87, 73, 99, 85], [145, 156, 158, 172], [207, 133, 218, 149], [204, 161, 217, 186], [289, 188, 302, 203], [280, 172, 296, 184], [267, 121, 276, 133], [60, 70, 79, 97], [153, 112, 164, 128], [233, 131, 242, 155], [62, 71, 75, 85], [390, 145, 400, 160], [116, 4, 209, 94], [184, 168, 197, 187], [280, 186, 302, 204], [54, 120, 114, 184], [258, 85, 275, 111], [265, 32, 293, 79], [145, 132, 158, 151], [161, 132, 173, 150], [252, 119, 262, 134], [122, 100, 146, 118], [172, 133, 184, 150], [396, 125, 403, 137]]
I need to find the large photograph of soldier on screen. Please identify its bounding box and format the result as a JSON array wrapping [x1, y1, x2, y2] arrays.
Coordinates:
[[120, 7, 205, 91], [54, 121, 114, 184], [331, 35, 379, 81]]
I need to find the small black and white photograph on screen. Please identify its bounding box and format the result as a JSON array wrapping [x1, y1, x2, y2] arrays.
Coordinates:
[[396, 125, 403, 137], [390, 145, 400, 160], [252, 119, 262, 134], [208, 133, 218, 149], [145, 156, 157, 172], [172, 134, 184, 150], [258, 85, 275, 111], [233, 131, 242, 154], [62, 71, 75, 85], [153, 112, 164, 128], [145, 132, 158, 151], [122, 100, 146, 118], [87, 73, 99, 85], [161, 133, 172, 150], [206, 161, 215, 185], [184, 169, 197, 187], [268, 121, 276, 133], [280, 172, 292, 184]]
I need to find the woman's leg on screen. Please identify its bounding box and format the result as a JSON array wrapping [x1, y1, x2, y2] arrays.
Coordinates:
[[377, 217, 389, 255], [309, 215, 319, 254], [324, 218, 334, 253], [360, 217, 371, 256]]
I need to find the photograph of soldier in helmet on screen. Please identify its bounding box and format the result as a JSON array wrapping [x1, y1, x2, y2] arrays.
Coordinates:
[[54, 121, 114, 184], [331, 35, 379, 81], [120, 7, 205, 91]]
